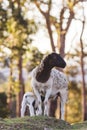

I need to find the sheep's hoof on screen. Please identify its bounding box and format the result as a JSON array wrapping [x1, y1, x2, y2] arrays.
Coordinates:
[[44, 111, 48, 116], [44, 114, 47, 116], [36, 110, 42, 116]]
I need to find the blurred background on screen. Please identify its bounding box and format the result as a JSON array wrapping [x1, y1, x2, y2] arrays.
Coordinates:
[[0, 0, 87, 123]]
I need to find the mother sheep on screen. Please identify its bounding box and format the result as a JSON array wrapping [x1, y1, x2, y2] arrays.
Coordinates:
[[31, 52, 68, 120]]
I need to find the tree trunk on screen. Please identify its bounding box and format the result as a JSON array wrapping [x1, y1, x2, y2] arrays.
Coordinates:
[[34, 0, 56, 52], [49, 98, 57, 117], [80, 51, 87, 120], [8, 65, 12, 115], [18, 54, 25, 117], [45, 14, 56, 52], [59, 33, 66, 58], [59, 8, 74, 58], [80, 20, 87, 120], [57, 8, 74, 119]]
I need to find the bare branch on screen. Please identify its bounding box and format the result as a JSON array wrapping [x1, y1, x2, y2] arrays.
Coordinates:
[[48, 0, 52, 14], [39, 0, 48, 5], [34, 1, 45, 16], [34, 0, 52, 17]]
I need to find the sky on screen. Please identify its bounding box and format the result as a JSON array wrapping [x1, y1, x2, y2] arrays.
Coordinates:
[[32, 29, 52, 53], [30, 1, 87, 54], [1, 0, 87, 54]]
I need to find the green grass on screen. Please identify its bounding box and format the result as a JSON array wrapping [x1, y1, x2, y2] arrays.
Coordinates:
[[0, 116, 87, 130], [72, 121, 87, 130]]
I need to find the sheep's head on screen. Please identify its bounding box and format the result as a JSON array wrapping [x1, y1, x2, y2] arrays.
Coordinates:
[[43, 52, 66, 69]]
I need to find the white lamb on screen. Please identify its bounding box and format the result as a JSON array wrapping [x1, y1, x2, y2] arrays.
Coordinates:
[[21, 92, 37, 117]]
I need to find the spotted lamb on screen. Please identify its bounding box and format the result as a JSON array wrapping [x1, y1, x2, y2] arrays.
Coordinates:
[[31, 52, 68, 120]]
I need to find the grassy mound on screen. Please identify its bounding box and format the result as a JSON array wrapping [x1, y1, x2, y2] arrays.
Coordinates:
[[0, 116, 71, 130], [0, 116, 87, 130]]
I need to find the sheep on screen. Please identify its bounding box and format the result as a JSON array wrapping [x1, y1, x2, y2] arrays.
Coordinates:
[[31, 52, 68, 120], [21, 92, 37, 117]]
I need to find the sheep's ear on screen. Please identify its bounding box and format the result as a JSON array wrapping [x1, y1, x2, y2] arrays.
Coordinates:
[[51, 54, 57, 59]]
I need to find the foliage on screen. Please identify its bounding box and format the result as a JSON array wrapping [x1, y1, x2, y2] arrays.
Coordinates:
[[66, 81, 82, 123], [0, 0, 39, 116], [26, 47, 44, 71], [0, 92, 9, 118]]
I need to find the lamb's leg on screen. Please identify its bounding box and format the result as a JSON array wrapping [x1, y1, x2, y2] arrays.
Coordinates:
[[21, 101, 27, 117], [28, 104, 35, 116]]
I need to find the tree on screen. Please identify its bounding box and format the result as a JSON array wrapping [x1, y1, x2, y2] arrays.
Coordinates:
[[0, 92, 9, 118], [80, 5, 87, 120], [26, 46, 44, 72], [66, 1, 87, 121], [67, 81, 82, 123], [34, 0, 56, 52], [0, 0, 37, 116]]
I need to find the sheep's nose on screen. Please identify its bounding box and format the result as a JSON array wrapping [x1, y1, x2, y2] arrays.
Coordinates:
[[63, 62, 66, 68]]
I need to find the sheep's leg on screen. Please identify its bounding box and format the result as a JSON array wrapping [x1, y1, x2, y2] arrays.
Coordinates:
[[60, 89, 68, 120], [44, 87, 52, 116], [34, 101, 42, 116], [60, 101, 65, 120], [44, 100, 50, 116], [32, 86, 42, 115], [36, 101, 42, 115]]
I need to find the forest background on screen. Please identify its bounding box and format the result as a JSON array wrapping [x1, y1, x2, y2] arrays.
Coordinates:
[[0, 0, 87, 124]]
